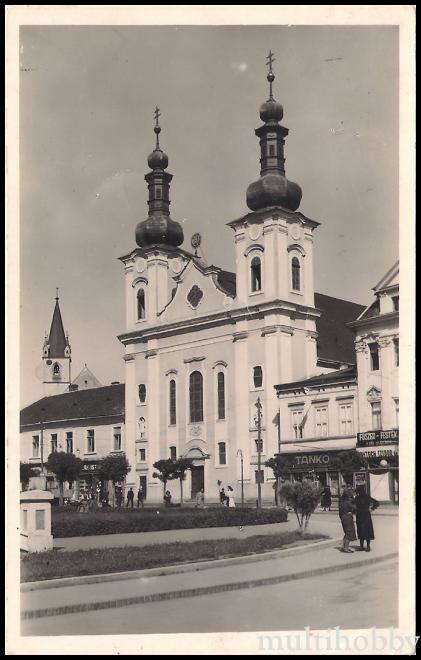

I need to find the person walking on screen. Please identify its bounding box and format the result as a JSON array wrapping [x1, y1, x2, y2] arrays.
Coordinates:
[[338, 486, 357, 553], [137, 486, 144, 509], [219, 487, 227, 507], [164, 490, 172, 507], [321, 485, 332, 511], [227, 485, 236, 508], [195, 488, 204, 508], [354, 485, 379, 552], [126, 487, 134, 509]]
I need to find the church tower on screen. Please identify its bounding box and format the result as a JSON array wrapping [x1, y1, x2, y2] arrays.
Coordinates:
[[42, 291, 71, 395]]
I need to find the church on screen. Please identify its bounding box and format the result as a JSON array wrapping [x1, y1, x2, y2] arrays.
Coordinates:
[[21, 55, 388, 504]]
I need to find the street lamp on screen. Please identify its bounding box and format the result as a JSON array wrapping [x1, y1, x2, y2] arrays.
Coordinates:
[[237, 449, 244, 508], [254, 397, 263, 508]]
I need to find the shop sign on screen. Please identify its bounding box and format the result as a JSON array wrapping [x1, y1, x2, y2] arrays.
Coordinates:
[[356, 429, 398, 447], [293, 452, 332, 467], [356, 444, 399, 459], [82, 463, 97, 472]]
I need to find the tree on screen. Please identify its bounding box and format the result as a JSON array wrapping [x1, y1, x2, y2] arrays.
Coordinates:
[[280, 479, 322, 534], [172, 458, 194, 506], [152, 459, 177, 499], [329, 450, 366, 486], [97, 454, 130, 506], [265, 455, 295, 506], [45, 452, 83, 505], [20, 462, 37, 491]]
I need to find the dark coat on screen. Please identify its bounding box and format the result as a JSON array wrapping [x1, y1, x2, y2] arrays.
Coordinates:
[[355, 494, 379, 540], [321, 487, 332, 508], [339, 497, 357, 541]]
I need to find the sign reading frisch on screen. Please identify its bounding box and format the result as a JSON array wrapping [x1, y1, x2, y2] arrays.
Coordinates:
[[356, 429, 399, 447]]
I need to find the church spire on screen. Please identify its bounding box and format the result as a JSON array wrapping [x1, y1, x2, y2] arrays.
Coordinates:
[[246, 51, 302, 212], [135, 108, 184, 248], [47, 291, 69, 358]]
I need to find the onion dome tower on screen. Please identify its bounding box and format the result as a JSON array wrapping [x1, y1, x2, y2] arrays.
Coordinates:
[[135, 107, 184, 248], [246, 51, 302, 212]]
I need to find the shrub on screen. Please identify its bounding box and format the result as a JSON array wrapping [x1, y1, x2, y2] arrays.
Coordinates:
[[52, 506, 288, 538], [280, 479, 322, 533]]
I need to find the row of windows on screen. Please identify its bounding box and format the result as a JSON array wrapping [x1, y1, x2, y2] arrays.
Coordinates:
[[31, 427, 122, 458], [291, 403, 354, 439], [250, 256, 301, 294], [368, 340, 399, 371]]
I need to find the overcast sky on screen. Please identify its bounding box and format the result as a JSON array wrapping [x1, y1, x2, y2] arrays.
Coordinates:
[[20, 25, 398, 406]]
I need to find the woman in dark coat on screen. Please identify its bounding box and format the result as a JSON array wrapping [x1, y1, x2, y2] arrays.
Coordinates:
[[320, 486, 332, 511], [338, 487, 357, 552], [354, 485, 379, 552]]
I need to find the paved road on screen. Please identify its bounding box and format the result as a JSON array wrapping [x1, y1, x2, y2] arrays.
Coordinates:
[[21, 515, 398, 636], [22, 559, 398, 635]]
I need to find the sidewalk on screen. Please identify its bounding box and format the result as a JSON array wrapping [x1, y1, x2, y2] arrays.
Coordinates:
[[22, 515, 398, 620]]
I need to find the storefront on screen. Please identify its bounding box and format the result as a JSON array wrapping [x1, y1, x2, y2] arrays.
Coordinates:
[[356, 429, 399, 503], [275, 448, 353, 498]]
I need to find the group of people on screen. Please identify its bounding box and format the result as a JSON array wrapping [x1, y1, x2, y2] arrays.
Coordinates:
[[219, 485, 236, 507], [339, 484, 379, 553], [125, 486, 145, 508]]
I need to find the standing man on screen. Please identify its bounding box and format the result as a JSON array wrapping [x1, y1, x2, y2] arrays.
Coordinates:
[[137, 485, 144, 509], [126, 487, 134, 509]]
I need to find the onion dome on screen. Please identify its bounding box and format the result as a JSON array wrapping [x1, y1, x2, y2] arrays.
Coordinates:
[[246, 51, 302, 212], [135, 107, 184, 248]]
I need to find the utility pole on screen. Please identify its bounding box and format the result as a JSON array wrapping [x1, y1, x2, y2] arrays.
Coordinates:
[[40, 407, 45, 476], [237, 449, 244, 508], [255, 397, 263, 508]]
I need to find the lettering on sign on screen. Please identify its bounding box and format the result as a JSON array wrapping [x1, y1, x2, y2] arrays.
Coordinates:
[[295, 453, 331, 467], [357, 429, 399, 447], [83, 464, 97, 471]]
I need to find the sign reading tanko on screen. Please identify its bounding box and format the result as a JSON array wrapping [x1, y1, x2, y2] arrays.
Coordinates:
[[356, 429, 399, 447]]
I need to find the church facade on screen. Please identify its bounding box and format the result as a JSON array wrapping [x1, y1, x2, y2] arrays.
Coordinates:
[[117, 60, 364, 502]]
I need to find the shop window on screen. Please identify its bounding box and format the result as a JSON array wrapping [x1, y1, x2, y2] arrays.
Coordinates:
[[315, 407, 329, 438], [291, 257, 301, 291], [32, 435, 40, 458], [371, 401, 382, 430], [291, 408, 304, 438], [218, 442, 227, 465], [253, 366, 263, 389], [113, 426, 122, 451], [50, 433, 58, 453], [137, 289, 146, 320], [217, 371, 225, 420], [250, 256, 262, 292], [87, 429, 95, 453], [170, 446, 177, 460], [169, 379, 176, 425], [339, 403, 353, 435], [369, 343, 380, 371], [189, 371, 203, 423], [66, 432, 73, 454]]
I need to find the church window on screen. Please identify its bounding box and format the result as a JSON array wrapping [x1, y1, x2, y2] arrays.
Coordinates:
[[189, 370, 203, 423], [217, 371, 225, 420], [138, 384, 146, 403], [32, 435, 40, 458], [291, 257, 301, 291], [253, 366, 263, 389], [169, 379, 177, 425], [139, 448, 146, 462], [170, 446, 177, 460], [137, 289, 146, 320], [251, 256, 262, 292], [369, 343, 380, 371], [218, 442, 227, 465], [53, 363, 60, 377], [139, 417, 146, 438], [87, 429, 95, 453]]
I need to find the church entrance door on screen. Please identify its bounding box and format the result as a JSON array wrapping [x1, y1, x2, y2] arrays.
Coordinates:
[[191, 465, 204, 499]]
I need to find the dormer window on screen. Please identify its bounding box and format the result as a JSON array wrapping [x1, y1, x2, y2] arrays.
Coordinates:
[[251, 256, 262, 292], [137, 289, 146, 320]]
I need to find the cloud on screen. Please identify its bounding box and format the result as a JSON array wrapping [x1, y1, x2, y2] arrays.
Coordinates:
[[231, 62, 248, 73]]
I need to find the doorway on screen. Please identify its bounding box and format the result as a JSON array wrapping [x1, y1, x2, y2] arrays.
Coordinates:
[[191, 465, 204, 499]]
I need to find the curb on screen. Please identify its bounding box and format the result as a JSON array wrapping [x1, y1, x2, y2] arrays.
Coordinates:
[[21, 551, 398, 621], [21, 536, 338, 592]]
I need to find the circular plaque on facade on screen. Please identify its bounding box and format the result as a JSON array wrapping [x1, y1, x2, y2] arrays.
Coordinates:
[[290, 223, 302, 241], [170, 257, 183, 274], [248, 224, 261, 241], [135, 257, 147, 273]]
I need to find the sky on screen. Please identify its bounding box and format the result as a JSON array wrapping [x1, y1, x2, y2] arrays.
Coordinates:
[[19, 25, 399, 407]]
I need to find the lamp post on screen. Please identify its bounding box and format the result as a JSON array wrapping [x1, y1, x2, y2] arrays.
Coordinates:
[[237, 448, 244, 508], [40, 406, 46, 477], [255, 397, 263, 508]]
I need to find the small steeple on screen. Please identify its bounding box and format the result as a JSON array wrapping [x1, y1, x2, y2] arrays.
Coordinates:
[[135, 108, 184, 248], [47, 291, 70, 358], [246, 51, 302, 212]]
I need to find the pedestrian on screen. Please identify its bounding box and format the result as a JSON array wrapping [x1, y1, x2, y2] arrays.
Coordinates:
[[164, 490, 172, 507], [195, 488, 204, 508], [126, 487, 134, 508], [137, 485, 144, 508], [338, 486, 357, 553], [219, 487, 227, 506], [227, 485, 236, 508], [321, 485, 332, 511], [354, 485, 379, 552]]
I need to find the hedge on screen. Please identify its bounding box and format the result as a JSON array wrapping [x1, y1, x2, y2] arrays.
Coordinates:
[[52, 507, 288, 538]]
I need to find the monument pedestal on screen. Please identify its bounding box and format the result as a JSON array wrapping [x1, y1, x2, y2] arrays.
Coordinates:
[[20, 489, 54, 553]]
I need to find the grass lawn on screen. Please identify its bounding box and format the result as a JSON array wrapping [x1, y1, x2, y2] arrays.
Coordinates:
[[21, 530, 327, 583], [51, 506, 288, 538]]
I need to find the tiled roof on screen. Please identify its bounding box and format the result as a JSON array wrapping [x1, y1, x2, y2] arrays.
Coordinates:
[[275, 365, 357, 392], [20, 384, 125, 429], [314, 293, 365, 365]]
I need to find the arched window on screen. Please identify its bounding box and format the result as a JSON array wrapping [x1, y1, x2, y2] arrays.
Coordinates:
[[217, 371, 225, 420], [253, 366, 263, 389], [291, 257, 301, 291], [137, 289, 146, 320], [53, 362, 60, 376], [250, 256, 262, 292], [218, 442, 227, 465], [169, 379, 177, 425], [189, 371, 203, 423]]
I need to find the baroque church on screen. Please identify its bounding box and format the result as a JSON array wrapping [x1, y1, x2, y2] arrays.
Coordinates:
[[23, 55, 399, 503]]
